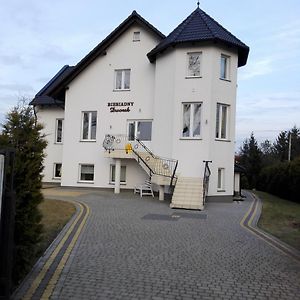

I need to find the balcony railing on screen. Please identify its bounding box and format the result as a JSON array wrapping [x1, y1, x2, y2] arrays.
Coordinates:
[[103, 134, 178, 183]]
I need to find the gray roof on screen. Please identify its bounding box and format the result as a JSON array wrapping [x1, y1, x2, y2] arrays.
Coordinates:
[[30, 65, 74, 106], [147, 7, 249, 66]]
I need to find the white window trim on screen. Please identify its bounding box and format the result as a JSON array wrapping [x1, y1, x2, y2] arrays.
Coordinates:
[[114, 69, 131, 91], [55, 118, 64, 144], [216, 103, 230, 141], [133, 31, 140, 42], [53, 163, 62, 180], [78, 164, 95, 183], [181, 102, 202, 139], [220, 54, 231, 81], [127, 119, 153, 141], [186, 52, 202, 78], [109, 164, 127, 185], [81, 111, 97, 141], [217, 168, 225, 191]]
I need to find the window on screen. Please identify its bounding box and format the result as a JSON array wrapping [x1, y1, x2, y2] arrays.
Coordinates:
[[82, 111, 97, 140], [110, 165, 126, 184], [55, 119, 63, 143], [53, 163, 62, 179], [217, 168, 225, 190], [79, 164, 94, 182], [216, 103, 229, 140], [182, 103, 202, 138], [187, 52, 201, 77], [115, 69, 130, 90], [128, 120, 152, 141], [220, 54, 230, 80], [133, 31, 140, 41]]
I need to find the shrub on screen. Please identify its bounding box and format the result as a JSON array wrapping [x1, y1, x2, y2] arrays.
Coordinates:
[[258, 157, 300, 203], [0, 102, 47, 287]]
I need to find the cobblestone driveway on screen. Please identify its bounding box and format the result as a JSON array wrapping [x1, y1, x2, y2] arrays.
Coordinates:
[[26, 189, 300, 299]]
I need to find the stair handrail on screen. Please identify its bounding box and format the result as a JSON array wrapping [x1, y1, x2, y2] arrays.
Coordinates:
[[131, 147, 154, 178], [135, 138, 156, 158], [203, 160, 212, 205], [103, 134, 178, 184]]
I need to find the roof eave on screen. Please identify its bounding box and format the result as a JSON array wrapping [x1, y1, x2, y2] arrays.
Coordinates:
[[48, 11, 165, 95]]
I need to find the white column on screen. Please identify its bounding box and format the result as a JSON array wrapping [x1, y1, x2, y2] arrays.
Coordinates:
[[159, 185, 164, 201], [114, 159, 121, 194]]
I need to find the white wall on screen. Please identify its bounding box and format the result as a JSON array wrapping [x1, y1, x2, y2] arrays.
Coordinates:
[[61, 24, 160, 188], [36, 106, 64, 182], [38, 24, 240, 198], [153, 44, 238, 196]]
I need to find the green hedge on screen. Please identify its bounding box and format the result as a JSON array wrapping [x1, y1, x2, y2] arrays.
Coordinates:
[[258, 157, 300, 203]]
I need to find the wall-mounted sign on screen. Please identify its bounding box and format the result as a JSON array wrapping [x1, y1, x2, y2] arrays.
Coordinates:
[[108, 102, 134, 113]]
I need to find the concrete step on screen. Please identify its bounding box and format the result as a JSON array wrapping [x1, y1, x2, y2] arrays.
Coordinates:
[[170, 176, 204, 210]]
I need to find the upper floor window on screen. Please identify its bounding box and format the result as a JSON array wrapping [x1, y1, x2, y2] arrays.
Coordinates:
[[187, 52, 201, 77], [216, 103, 229, 140], [133, 31, 140, 42], [182, 102, 202, 138], [82, 111, 97, 141], [115, 69, 130, 90], [220, 54, 230, 80], [128, 120, 152, 141], [55, 119, 63, 143]]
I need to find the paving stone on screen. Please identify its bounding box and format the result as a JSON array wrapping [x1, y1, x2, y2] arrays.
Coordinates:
[[30, 189, 300, 300]]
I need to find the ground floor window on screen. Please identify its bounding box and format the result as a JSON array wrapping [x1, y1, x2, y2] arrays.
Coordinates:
[[217, 168, 225, 191], [128, 120, 152, 141], [110, 165, 126, 184], [79, 164, 94, 182], [53, 163, 62, 179]]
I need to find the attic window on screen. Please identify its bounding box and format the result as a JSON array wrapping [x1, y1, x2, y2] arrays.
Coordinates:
[[133, 31, 140, 42]]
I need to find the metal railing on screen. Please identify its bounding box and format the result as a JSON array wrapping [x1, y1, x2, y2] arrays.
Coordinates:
[[103, 134, 178, 184], [202, 160, 212, 205]]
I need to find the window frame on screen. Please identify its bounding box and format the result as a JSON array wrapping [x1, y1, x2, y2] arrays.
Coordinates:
[[133, 31, 140, 42], [81, 111, 97, 141], [127, 120, 152, 141], [215, 103, 230, 140], [55, 118, 64, 144], [53, 163, 62, 179], [220, 54, 230, 81], [186, 52, 202, 78], [78, 164, 95, 183], [114, 69, 131, 91], [109, 165, 127, 185], [217, 168, 225, 191], [181, 102, 202, 139]]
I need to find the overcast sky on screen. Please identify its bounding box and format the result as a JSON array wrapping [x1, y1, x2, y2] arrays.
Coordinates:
[[0, 0, 299, 149]]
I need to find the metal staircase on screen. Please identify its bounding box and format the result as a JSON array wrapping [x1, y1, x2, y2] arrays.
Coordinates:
[[103, 134, 178, 187]]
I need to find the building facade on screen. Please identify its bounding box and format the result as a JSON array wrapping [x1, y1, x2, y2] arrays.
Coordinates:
[[31, 7, 249, 209]]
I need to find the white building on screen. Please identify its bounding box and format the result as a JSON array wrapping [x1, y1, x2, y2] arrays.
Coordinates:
[[31, 7, 249, 209]]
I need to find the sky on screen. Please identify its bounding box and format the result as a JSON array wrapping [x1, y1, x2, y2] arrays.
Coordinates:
[[0, 0, 299, 150]]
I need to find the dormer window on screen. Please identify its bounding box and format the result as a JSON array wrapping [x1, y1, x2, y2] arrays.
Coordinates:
[[187, 52, 201, 77], [133, 31, 140, 42]]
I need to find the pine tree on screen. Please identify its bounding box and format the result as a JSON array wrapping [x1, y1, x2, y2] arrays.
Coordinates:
[[239, 132, 262, 188], [273, 130, 289, 161], [0, 101, 47, 286], [289, 126, 300, 160]]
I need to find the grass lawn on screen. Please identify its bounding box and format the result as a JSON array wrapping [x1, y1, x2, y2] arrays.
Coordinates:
[[254, 191, 300, 251], [39, 199, 76, 254]]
